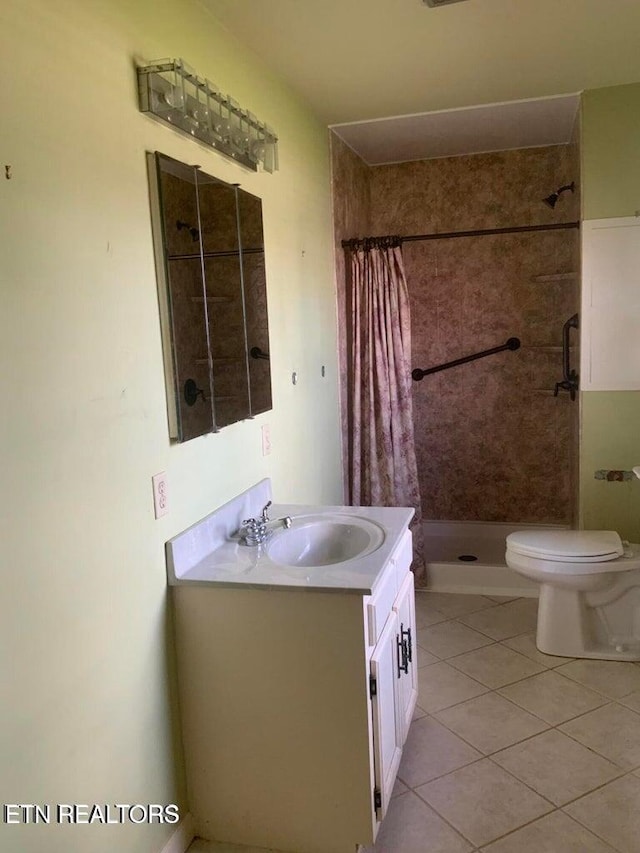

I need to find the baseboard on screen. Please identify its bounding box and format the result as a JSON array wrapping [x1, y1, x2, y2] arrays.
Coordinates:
[[159, 812, 195, 853]]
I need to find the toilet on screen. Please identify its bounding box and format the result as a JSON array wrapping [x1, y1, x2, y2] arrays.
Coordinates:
[[505, 529, 640, 661]]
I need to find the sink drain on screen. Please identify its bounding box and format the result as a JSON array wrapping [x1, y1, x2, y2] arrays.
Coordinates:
[[458, 554, 478, 562]]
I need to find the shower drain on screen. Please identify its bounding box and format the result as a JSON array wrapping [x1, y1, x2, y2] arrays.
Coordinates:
[[458, 554, 478, 562]]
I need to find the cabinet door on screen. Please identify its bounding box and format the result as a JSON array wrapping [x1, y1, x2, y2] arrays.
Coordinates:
[[581, 217, 640, 390], [148, 152, 273, 442], [370, 610, 402, 822], [151, 154, 216, 441], [393, 572, 418, 745]]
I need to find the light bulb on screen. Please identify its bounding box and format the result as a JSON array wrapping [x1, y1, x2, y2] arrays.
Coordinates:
[[164, 85, 184, 110]]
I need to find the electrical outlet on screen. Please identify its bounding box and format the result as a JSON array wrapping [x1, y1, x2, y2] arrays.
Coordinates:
[[152, 472, 169, 518], [261, 424, 271, 456]]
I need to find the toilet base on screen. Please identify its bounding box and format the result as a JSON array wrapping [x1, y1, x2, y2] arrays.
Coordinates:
[[536, 584, 640, 661]]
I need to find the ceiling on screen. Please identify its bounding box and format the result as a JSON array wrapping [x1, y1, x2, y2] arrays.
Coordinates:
[[332, 94, 580, 165], [204, 0, 640, 162]]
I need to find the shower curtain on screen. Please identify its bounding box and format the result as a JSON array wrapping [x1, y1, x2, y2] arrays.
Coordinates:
[[348, 238, 425, 584]]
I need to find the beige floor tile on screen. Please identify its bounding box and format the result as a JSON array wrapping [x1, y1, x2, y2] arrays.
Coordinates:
[[417, 592, 497, 618], [565, 774, 640, 852], [413, 595, 450, 628], [435, 692, 548, 754], [392, 777, 409, 798], [448, 643, 545, 688], [619, 689, 640, 713], [365, 791, 472, 853], [412, 704, 428, 721], [418, 620, 494, 659], [188, 841, 282, 853], [416, 758, 552, 848], [458, 599, 538, 641], [560, 703, 640, 768], [485, 595, 519, 603], [398, 715, 482, 787], [498, 670, 608, 725], [417, 661, 488, 713], [502, 632, 573, 668], [416, 644, 439, 667], [479, 810, 617, 852], [492, 729, 621, 806], [556, 658, 640, 699]]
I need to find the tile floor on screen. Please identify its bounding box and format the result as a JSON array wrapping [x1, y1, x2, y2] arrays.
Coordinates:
[[371, 592, 640, 852], [188, 592, 640, 853]]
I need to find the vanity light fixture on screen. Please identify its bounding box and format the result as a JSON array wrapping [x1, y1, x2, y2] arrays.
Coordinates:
[[137, 58, 278, 173]]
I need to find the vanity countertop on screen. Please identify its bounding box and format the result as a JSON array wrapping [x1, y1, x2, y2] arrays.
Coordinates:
[[167, 500, 414, 595]]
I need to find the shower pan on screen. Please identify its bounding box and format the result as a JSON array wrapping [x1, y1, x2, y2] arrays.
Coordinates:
[[422, 520, 567, 596]]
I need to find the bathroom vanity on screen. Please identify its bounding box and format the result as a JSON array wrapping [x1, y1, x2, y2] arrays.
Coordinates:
[[167, 480, 417, 853]]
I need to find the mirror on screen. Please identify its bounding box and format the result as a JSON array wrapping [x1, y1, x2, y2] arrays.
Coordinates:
[[148, 152, 272, 441], [237, 188, 271, 416]]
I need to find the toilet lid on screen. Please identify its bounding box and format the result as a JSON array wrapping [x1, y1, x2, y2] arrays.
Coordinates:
[[506, 530, 624, 563]]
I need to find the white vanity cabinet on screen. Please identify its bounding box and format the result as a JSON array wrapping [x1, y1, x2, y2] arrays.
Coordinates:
[[171, 526, 416, 853]]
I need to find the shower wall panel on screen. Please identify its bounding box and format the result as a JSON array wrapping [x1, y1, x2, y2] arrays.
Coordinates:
[[367, 146, 580, 524]]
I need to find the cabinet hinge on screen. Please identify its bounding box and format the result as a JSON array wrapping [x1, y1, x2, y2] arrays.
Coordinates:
[[369, 674, 377, 698], [373, 787, 382, 811]]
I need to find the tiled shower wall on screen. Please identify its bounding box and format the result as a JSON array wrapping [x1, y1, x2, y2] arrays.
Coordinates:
[[332, 140, 580, 524]]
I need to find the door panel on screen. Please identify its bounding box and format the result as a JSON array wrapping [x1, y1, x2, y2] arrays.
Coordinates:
[[394, 572, 418, 745], [370, 611, 402, 821]]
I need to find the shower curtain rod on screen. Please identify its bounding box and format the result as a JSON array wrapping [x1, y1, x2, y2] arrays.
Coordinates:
[[341, 221, 580, 249]]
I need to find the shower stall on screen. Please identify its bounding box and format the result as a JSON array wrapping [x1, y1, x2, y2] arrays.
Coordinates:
[[332, 137, 581, 592]]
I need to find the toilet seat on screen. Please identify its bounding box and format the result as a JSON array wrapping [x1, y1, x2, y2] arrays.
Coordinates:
[[506, 530, 624, 563], [506, 548, 640, 576]]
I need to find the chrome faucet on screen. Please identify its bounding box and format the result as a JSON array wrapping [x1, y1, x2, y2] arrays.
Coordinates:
[[237, 501, 292, 546]]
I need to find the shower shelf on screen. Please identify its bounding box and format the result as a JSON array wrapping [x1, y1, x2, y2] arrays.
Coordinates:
[[190, 295, 235, 303], [522, 345, 576, 352], [195, 357, 243, 365], [532, 273, 576, 282]]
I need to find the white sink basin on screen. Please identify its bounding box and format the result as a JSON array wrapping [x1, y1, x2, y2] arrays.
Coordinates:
[[267, 514, 385, 568]]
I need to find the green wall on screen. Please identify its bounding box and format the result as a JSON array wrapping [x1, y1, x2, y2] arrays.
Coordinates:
[[580, 393, 640, 540], [582, 83, 640, 220], [0, 1, 342, 851], [580, 82, 640, 539]]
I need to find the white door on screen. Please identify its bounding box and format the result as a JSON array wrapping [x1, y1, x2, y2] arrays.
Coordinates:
[[393, 572, 418, 744], [369, 610, 402, 821]]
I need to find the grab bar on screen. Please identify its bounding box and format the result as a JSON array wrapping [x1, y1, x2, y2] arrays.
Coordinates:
[[554, 313, 579, 400], [412, 337, 521, 381]]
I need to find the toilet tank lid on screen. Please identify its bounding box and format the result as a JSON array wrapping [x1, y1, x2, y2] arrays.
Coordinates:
[[506, 530, 624, 561]]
